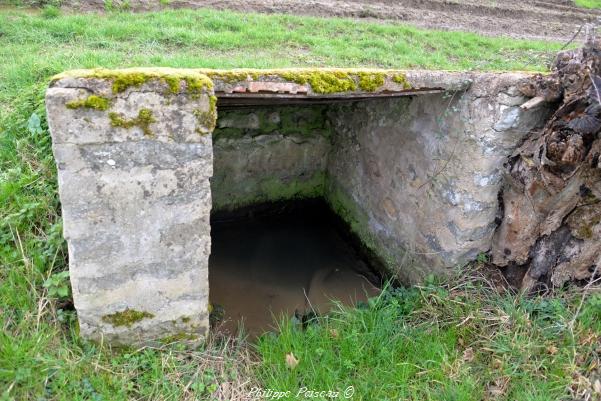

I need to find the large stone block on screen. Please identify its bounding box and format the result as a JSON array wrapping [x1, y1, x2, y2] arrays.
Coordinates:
[[46, 68, 215, 345]]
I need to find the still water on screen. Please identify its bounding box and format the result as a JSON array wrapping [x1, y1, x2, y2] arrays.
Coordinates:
[[208, 201, 381, 338]]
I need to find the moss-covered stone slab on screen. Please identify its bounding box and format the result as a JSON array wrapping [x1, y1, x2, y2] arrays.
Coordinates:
[[199, 68, 473, 96]]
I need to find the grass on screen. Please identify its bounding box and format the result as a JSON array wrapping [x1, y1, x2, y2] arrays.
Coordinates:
[[0, 5, 597, 401], [574, 0, 601, 8], [258, 277, 601, 400]]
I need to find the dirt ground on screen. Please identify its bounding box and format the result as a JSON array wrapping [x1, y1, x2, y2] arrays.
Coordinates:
[[63, 0, 601, 42]]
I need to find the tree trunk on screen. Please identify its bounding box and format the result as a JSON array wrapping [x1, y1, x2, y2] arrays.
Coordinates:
[[492, 26, 601, 292]]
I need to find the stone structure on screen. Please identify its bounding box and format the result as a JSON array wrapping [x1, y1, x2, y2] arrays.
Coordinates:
[[46, 68, 548, 344], [46, 69, 215, 345]]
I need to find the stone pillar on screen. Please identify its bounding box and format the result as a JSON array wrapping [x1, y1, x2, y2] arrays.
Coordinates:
[[45, 69, 216, 345]]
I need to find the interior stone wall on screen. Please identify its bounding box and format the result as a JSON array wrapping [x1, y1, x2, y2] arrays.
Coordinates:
[[211, 105, 331, 211]]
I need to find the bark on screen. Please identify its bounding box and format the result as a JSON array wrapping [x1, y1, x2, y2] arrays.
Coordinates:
[[492, 26, 601, 292]]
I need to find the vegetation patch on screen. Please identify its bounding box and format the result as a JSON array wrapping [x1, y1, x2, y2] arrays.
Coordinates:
[[65, 95, 110, 111], [160, 332, 199, 344], [109, 108, 156, 137], [102, 309, 154, 327], [574, 0, 601, 8]]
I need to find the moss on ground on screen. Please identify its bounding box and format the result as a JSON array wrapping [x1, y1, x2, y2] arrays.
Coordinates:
[[102, 309, 154, 327]]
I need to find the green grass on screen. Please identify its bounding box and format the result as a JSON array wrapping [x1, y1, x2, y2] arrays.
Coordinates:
[[257, 282, 601, 400], [0, 5, 597, 401], [574, 0, 601, 8]]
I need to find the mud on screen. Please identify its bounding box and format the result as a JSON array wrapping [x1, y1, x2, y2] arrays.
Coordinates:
[[208, 200, 381, 338], [64, 0, 600, 41]]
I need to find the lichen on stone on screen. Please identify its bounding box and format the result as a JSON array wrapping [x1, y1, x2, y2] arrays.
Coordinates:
[[102, 308, 154, 327], [66, 95, 110, 111], [567, 203, 601, 240], [109, 108, 156, 137]]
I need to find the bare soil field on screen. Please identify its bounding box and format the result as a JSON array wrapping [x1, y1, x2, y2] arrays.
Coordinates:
[[63, 0, 601, 41]]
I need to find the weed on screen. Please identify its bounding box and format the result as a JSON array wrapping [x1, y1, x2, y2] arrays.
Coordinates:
[[42, 270, 70, 298], [574, 0, 601, 9]]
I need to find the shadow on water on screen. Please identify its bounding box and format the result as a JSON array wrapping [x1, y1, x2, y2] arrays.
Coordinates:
[[208, 199, 383, 339]]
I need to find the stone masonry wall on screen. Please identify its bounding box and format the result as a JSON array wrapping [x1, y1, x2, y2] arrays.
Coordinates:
[[46, 69, 215, 345], [211, 105, 331, 211], [326, 74, 551, 283]]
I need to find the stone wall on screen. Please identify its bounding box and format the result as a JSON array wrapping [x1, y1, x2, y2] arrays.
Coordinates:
[[326, 74, 551, 283], [211, 105, 330, 211], [46, 69, 216, 345]]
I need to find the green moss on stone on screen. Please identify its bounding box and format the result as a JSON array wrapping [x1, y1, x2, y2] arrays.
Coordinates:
[[194, 95, 217, 135], [280, 71, 357, 94], [112, 72, 148, 93], [357, 72, 386, 92], [52, 68, 213, 95], [391, 73, 411, 89], [109, 108, 156, 137], [325, 182, 376, 252], [102, 309, 154, 327], [202, 68, 413, 94], [66, 95, 110, 111]]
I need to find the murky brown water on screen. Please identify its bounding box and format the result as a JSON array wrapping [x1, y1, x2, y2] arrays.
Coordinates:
[[209, 200, 381, 338]]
